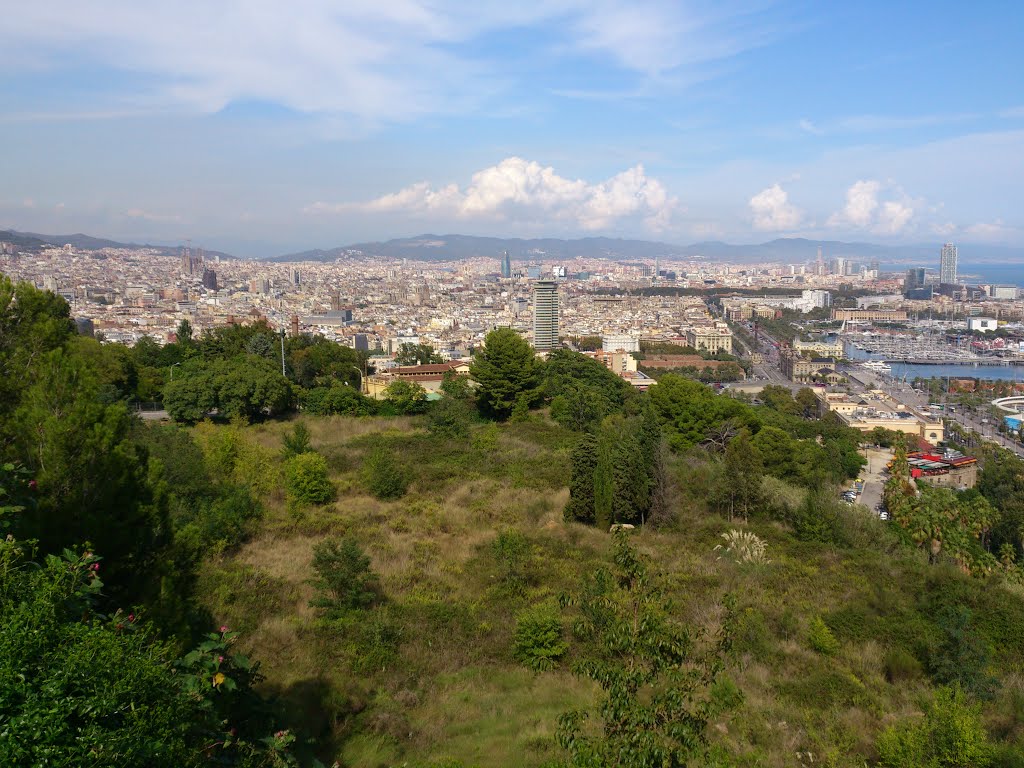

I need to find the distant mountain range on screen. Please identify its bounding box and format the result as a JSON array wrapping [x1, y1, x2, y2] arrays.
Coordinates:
[[273, 234, 1024, 266], [1, 230, 234, 261], [4, 229, 1022, 267]]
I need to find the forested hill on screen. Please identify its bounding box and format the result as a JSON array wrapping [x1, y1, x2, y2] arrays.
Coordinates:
[[4, 272, 1024, 766]]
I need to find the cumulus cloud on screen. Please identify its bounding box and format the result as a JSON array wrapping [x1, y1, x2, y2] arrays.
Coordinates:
[[748, 183, 803, 231], [307, 157, 680, 231], [828, 179, 915, 234]]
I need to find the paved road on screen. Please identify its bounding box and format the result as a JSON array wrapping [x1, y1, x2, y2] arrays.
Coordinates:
[[858, 447, 892, 513]]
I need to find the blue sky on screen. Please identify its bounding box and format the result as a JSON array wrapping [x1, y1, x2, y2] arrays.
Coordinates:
[[2, 0, 1022, 257]]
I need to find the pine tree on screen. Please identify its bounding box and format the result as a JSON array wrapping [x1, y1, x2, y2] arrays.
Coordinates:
[[468, 328, 541, 421]]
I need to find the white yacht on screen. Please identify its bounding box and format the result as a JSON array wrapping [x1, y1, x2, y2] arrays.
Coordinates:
[[861, 360, 892, 374]]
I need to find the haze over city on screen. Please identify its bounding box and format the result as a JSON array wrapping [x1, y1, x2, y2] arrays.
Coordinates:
[[2, 1, 1023, 257]]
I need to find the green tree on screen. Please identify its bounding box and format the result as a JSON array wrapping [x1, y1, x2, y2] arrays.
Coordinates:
[[309, 536, 381, 617], [715, 430, 763, 522], [300, 382, 375, 416], [439, 370, 474, 401], [281, 422, 313, 459], [557, 531, 737, 767], [593, 432, 615, 531], [648, 374, 756, 451], [760, 384, 798, 414], [564, 433, 599, 524], [794, 387, 820, 417], [395, 342, 443, 366], [383, 379, 429, 415], [877, 686, 992, 768], [751, 425, 795, 479], [10, 349, 170, 609], [284, 452, 335, 506], [175, 318, 194, 345], [215, 356, 294, 421], [550, 382, 608, 432], [469, 328, 542, 420], [542, 349, 632, 409], [163, 356, 294, 424], [0, 276, 76, 423]]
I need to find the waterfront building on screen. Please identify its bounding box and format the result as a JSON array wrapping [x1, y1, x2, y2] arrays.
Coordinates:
[[940, 243, 958, 285]]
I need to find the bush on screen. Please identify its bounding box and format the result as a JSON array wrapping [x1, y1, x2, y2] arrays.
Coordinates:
[[512, 602, 567, 671], [310, 537, 381, 617], [427, 397, 472, 439], [877, 686, 992, 768], [884, 648, 923, 683], [284, 452, 335, 506], [807, 616, 840, 656], [281, 422, 312, 459], [491, 529, 533, 597], [362, 447, 408, 500]]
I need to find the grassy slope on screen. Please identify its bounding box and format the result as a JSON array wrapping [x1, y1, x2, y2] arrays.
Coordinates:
[[196, 414, 1024, 768]]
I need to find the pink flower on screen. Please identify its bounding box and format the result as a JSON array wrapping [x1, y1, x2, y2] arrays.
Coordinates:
[[128, 613, 135, 623], [28, 480, 37, 491], [219, 625, 229, 633], [218, 655, 224, 663], [91, 563, 100, 572]]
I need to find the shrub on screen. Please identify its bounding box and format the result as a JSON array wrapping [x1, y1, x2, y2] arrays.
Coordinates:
[[310, 536, 381, 617], [284, 452, 335, 506], [281, 422, 312, 459], [807, 616, 840, 656], [512, 602, 567, 671], [427, 396, 472, 439], [471, 423, 500, 452], [876, 686, 992, 768], [362, 447, 408, 500], [884, 648, 923, 683], [491, 529, 533, 597]]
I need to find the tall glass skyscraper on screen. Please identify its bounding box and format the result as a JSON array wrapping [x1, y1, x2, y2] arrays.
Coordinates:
[[532, 280, 559, 351], [940, 243, 958, 284], [501, 250, 511, 278]]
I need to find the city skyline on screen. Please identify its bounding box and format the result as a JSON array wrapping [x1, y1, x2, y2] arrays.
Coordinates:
[[2, 2, 1022, 256]]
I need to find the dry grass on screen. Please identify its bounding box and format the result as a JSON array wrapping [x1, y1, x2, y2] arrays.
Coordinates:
[[189, 414, 1024, 768]]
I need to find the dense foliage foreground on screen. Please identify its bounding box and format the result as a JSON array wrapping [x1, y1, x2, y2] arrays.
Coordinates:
[[5, 275, 1024, 766]]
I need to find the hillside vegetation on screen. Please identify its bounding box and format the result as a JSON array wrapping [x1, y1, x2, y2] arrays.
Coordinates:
[[5, 273, 1024, 767]]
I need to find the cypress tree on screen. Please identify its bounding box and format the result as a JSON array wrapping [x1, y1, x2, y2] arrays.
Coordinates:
[[564, 433, 599, 524], [594, 432, 614, 531]]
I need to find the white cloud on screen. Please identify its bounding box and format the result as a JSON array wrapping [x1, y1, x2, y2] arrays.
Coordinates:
[[826, 179, 916, 234], [307, 157, 680, 231], [877, 201, 914, 234], [798, 119, 822, 135], [965, 219, 1019, 242], [830, 180, 880, 227], [748, 183, 802, 231], [0, 2, 771, 125]]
